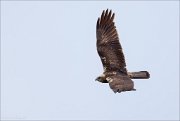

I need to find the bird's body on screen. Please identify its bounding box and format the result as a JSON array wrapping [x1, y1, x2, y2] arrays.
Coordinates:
[[96, 9, 150, 93]]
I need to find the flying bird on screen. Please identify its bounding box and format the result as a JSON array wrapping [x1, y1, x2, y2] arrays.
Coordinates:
[[96, 9, 150, 93]]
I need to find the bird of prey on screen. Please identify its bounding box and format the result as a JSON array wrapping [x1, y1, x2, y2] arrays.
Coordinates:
[[96, 9, 150, 93]]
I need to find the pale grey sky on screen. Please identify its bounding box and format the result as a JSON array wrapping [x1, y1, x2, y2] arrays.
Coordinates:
[[1, 1, 179, 120]]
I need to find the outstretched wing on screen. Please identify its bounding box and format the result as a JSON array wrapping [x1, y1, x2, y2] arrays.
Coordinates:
[[96, 9, 127, 74]]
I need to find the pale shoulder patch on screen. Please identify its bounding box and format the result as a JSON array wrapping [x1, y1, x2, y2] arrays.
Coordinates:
[[106, 77, 113, 83]]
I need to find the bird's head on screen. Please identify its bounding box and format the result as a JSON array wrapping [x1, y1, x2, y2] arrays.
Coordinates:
[[95, 74, 108, 83], [95, 76, 103, 82]]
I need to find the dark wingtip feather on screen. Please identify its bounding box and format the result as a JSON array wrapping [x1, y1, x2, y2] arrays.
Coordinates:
[[97, 18, 100, 29], [107, 10, 112, 20], [105, 9, 108, 16], [100, 10, 105, 25], [110, 13, 115, 22]]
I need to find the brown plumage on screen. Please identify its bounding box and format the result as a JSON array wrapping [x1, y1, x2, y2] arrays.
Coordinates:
[[96, 9, 150, 93]]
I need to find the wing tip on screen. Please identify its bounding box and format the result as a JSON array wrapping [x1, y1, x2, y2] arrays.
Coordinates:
[[97, 9, 115, 30]]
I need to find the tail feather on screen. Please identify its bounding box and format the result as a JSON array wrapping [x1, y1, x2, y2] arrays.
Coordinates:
[[128, 71, 150, 79]]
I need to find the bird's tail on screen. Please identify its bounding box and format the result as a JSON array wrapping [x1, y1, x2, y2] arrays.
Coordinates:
[[128, 71, 150, 79]]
